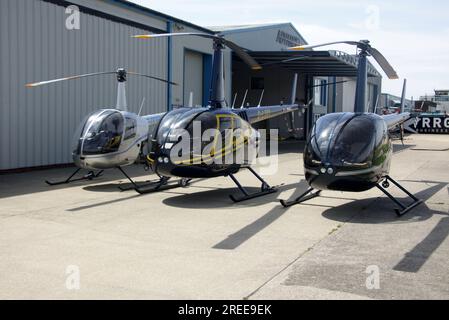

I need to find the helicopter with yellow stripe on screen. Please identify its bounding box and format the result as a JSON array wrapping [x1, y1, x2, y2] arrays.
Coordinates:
[[132, 33, 303, 201]]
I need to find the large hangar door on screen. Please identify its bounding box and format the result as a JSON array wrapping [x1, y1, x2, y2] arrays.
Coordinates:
[[184, 50, 203, 107]]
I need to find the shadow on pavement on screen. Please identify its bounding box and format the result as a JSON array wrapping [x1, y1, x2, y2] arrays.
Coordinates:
[[213, 179, 448, 252], [0, 141, 303, 199], [0, 165, 154, 199], [211, 180, 310, 250], [392, 143, 416, 154], [322, 180, 447, 224], [394, 216, 449, 273], [322, 180, 448, 273]]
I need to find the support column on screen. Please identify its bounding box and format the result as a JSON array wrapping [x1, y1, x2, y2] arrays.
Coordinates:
[[166, 21, 173, 111]]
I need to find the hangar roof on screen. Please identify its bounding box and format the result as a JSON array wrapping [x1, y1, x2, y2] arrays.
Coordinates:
[[210, 23, 308, 46], [102, 0, 214, 33], [243, 50, 382, 78]]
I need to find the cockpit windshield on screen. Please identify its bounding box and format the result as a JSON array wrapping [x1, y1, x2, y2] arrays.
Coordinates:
[[311, 113, 354, 160], [81, 110, 124, 155], [307, 113, 377, 166], [329, 115, 376, 165], [156, 108, 206, 146]]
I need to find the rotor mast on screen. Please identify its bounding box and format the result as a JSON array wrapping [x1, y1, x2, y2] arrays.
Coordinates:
[[116, 68, 128, 111], [354, 40, 370, 114], [209, 40, 227, 108]]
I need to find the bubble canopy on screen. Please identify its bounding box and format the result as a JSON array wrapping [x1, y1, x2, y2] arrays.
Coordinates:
[[72, 110, 125, 156], [305, 113, 384, 167]]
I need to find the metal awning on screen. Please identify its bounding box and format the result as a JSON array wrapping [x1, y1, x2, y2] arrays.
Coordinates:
[[238, 50, 381, 78]]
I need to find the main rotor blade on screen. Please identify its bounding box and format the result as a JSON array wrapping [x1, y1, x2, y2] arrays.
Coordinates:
[[133, 32, 262, 70], [26, 71, 115, 87], [27, 70, 178, 88], [289, 40, 399, 79], [366, 47, 399, 79], [133, 32, 216, 40], [128, 72, 178, 86], [288, 41, 361, 50], [221, 39, 261, 70]]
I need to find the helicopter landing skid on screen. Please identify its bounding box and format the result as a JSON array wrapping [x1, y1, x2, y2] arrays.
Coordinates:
[[45, 168, 104, 186], [133, 177, 191, 195], [228, 167, 277, 203], [116, 166, 191, 195], [118, 181, 159, 192], [118, 178, 162, 192], [279, 187, 322, 208], [376, 175, 423, 217]]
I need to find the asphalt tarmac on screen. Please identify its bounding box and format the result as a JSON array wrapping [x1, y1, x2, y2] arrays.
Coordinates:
[[0, 134, 448, 299]]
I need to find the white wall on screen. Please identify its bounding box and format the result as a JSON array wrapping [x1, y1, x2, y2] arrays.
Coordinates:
[[336, 76, 382, 113], [170, 25, 232, 107], [341, 77, 357, 112], [183, 50, 203, 106]]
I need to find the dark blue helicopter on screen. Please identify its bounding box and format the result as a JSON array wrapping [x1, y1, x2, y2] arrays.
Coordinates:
[[130, 32, 303, 202], [280, 41, 422, 216]]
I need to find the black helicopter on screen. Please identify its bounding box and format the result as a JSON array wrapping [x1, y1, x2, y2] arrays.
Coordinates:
[[133, 32, 302, 202], [280, 40, 423, 216]]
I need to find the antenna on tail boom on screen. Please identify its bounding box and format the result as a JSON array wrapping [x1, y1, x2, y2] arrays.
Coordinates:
[[400, 79, 407, 113]]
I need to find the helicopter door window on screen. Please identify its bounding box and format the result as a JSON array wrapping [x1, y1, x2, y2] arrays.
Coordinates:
[[221, 117, 234, 129], [124, 117, 137, 141], [216, 115, 236, 158]]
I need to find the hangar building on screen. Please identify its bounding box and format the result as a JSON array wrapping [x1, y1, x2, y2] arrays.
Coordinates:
[[0, 0, 382, 171]]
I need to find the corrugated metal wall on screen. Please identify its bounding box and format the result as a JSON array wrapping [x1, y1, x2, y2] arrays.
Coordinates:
[[0, 0, 168, 170]]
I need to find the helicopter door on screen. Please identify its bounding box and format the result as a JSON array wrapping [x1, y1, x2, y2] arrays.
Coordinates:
[[212, 114, 245, 163], [190, 114, 236, 163], [216, 115, 233, 157]]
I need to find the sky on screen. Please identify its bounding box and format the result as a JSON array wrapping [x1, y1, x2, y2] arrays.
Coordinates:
[[130, 0, 449, 99]]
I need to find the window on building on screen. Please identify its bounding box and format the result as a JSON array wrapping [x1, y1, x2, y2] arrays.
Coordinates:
[[251, 77, 264, 90], [314, 78, 328, 106]]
